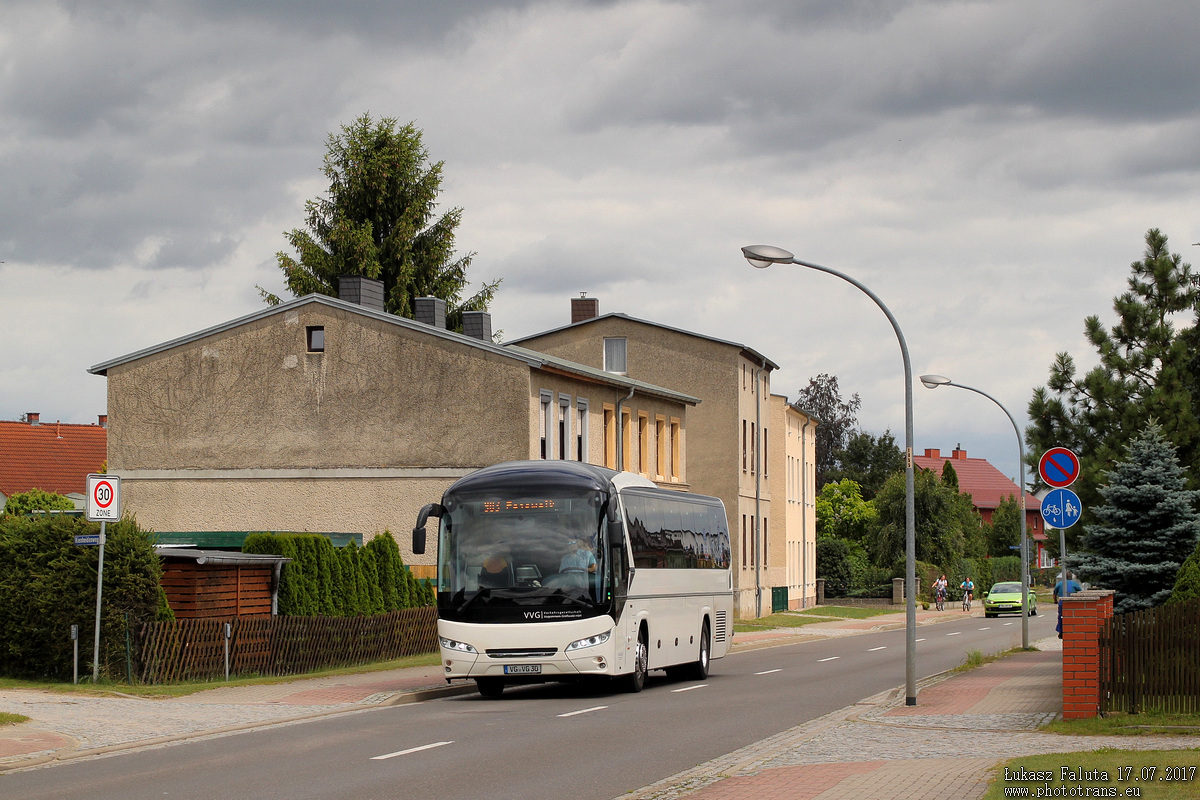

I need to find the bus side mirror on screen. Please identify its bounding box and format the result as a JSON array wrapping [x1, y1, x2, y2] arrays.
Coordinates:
[[413, 503, 445, 555]]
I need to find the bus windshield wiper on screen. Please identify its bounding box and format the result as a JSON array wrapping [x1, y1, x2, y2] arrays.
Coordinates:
[[552, 590, 592, 609], [455, 588, 491, 613]]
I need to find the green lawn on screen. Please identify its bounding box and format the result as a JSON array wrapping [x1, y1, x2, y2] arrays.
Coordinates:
[[733, 613, 829, 632], [0, 652, 441, 698], [0, 712, 31, 726], [1043, 712, 1200, 738], [983, 749, 1200, 799], [793, 605, 896, 619]]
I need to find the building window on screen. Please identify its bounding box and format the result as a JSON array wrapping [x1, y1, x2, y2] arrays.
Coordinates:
[[306, 326, 325, 352], [762, 516, 768, 566], [742, 420, 747, 472], [540, 391, 553, 459], [603, 405, 616, 469], [621, 409, 632, 471], [558, 396, 570, 460], [742, 515, 747, 568], [576, 400, 588, 462], [670, 419, 680, 480], [750, 422, 756, 475], [763, 427, 768, 478], [637, 413, 649, 476], [655, 416, 666, 479], [603, 338, 627, 374]]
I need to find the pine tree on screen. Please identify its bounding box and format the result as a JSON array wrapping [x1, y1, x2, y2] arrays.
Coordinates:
[[1027, 229, 1200, 551], [1076, 423, 1200, 613]]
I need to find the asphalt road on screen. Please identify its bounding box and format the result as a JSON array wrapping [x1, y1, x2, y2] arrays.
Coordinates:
[[1, 612, 1057, 800]]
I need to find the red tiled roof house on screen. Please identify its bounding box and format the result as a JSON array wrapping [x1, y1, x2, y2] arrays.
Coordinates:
[[0, 413, 108, 509], [912, 447, 1048, 562]]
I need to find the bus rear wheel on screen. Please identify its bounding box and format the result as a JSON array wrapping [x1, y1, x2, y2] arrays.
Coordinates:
[[476, 678, 505, 698], [624, 630, 648, 693]]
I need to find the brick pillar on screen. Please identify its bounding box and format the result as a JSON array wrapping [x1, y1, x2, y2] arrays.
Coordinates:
[[1060, 589, 1115, 719]]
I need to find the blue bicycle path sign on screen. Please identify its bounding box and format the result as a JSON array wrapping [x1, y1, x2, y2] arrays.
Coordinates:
[[1041, 487, 1083, 529]]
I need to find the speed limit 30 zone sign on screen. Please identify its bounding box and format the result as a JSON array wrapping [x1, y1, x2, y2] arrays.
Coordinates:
[[86, 474, 121, 522]]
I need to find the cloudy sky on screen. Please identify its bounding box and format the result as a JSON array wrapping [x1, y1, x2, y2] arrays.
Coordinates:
[[4, 0, 1200, 484]]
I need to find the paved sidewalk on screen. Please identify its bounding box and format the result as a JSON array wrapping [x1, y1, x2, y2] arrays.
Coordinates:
[[622, 639, 1198, 800], [4, 607, 1193, 799]]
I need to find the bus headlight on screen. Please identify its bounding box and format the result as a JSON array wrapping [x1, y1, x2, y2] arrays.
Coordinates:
[[440, 637, 478, 654], [566, 631, 611, 652]]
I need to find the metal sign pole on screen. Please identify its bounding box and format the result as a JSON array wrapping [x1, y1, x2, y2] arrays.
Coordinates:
[[93, 521, 106, 683]]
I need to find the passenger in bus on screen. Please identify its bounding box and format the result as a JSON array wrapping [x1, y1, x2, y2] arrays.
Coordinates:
[[478, 554, 513, 588]]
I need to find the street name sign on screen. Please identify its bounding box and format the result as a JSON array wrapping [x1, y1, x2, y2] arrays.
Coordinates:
[[1038, 447, 1081, 488], [1041, 487, 1083, 529], [74, 533, 103, 546], [85, 474, 121, 522]]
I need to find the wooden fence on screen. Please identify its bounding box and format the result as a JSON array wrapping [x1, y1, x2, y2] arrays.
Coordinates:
[[136, 607, 439, 684], [1099, 598, 1200, 714]]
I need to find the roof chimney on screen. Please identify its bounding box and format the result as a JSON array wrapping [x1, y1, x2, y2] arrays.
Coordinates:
[[571, 293, 599, 324], [98, 414, 108, 428], [27, 412, 39, 426], [338, 275, 385, 311], [462, 310, 492, 341], [924, 448, 939, 458], [952, 445, 967, 459], [414, 296, 446, 329]]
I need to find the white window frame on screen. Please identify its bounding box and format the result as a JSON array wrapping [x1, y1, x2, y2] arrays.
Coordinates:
[[576, 399, 589, 462], [539, 390, 553, 459], [558, 394, 571, 460], [603, 337, 627, 374]]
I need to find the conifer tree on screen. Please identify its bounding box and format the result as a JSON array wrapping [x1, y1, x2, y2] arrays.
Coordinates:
[[1168, 539, 1200, 605], [264, 114, 499, 332], [1076, 423, 1200, 612]]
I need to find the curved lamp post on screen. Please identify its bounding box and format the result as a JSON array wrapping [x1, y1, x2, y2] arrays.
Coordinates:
[[742, 244, 918, 706], [919, 374, 1030, 649]]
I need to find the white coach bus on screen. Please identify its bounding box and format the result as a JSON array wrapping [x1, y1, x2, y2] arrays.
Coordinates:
[[413, 460, 734, 697]]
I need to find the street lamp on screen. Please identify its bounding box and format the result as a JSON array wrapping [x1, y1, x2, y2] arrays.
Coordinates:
[[919, 374, 1031, 649], [743, 244, 919, 706]]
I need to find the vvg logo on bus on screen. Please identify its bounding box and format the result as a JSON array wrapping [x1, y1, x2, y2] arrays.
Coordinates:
[[524, 609, 584, 620]]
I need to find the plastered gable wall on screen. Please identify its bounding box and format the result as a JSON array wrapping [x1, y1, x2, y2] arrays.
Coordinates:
[[106, 304, 530, 471]]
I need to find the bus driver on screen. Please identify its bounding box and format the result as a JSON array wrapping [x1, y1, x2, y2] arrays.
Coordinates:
[[559, 538, 596, 575]]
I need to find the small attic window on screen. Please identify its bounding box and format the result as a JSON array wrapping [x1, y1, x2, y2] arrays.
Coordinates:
[[307, 326, 325, 352]]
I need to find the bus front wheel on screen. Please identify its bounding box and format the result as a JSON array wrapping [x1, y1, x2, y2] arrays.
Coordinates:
[[624, 630, 648, 693], [476, 677, 505, 698]]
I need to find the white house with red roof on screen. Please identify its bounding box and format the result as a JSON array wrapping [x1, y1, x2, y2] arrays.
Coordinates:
[[0, 413, 108, 510], [912, 446, 1050, 566]]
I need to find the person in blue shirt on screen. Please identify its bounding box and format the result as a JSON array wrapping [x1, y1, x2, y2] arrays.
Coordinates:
[[1055, 571, 1082, 638], [560, 538, 596, 575]]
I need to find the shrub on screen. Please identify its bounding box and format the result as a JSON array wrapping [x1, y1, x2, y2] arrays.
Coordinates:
[[244, 533, 431, 615], [0, 514, 170, 679], [3, 488, 76, 516]]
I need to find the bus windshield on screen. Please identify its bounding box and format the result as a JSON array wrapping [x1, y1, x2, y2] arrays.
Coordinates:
[[436, 488, 611, 623]]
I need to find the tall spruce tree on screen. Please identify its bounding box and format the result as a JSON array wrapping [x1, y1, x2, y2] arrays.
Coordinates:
[[1027, 229, 1200, 551], [264, 114, 500, 332], [1075, 423, 1200, 613]]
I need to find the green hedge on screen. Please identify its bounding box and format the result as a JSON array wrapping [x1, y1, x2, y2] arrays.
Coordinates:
[[0, 514, 171, 680], [243, 532, 433, 616]]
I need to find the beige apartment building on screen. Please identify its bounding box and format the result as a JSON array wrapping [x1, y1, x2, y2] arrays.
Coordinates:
[[509, 298, 818, 615], [88, 281, 696, 579]]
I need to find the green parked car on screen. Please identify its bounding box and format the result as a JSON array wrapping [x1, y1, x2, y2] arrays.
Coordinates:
[[983, 582, 1037, 618]]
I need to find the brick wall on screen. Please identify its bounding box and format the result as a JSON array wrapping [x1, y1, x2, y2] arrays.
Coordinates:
[[1060, 589, 1115, 719]]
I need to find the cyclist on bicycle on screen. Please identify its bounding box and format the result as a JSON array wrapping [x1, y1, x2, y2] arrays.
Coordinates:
[[934, 574, 948, 609], [960, 577, 974, 608]]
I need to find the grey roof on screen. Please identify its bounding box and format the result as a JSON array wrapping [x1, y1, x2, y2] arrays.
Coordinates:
[[506, 312, 781, 372], [156, 548, 291, 567], [88, 294, 698, 405]]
